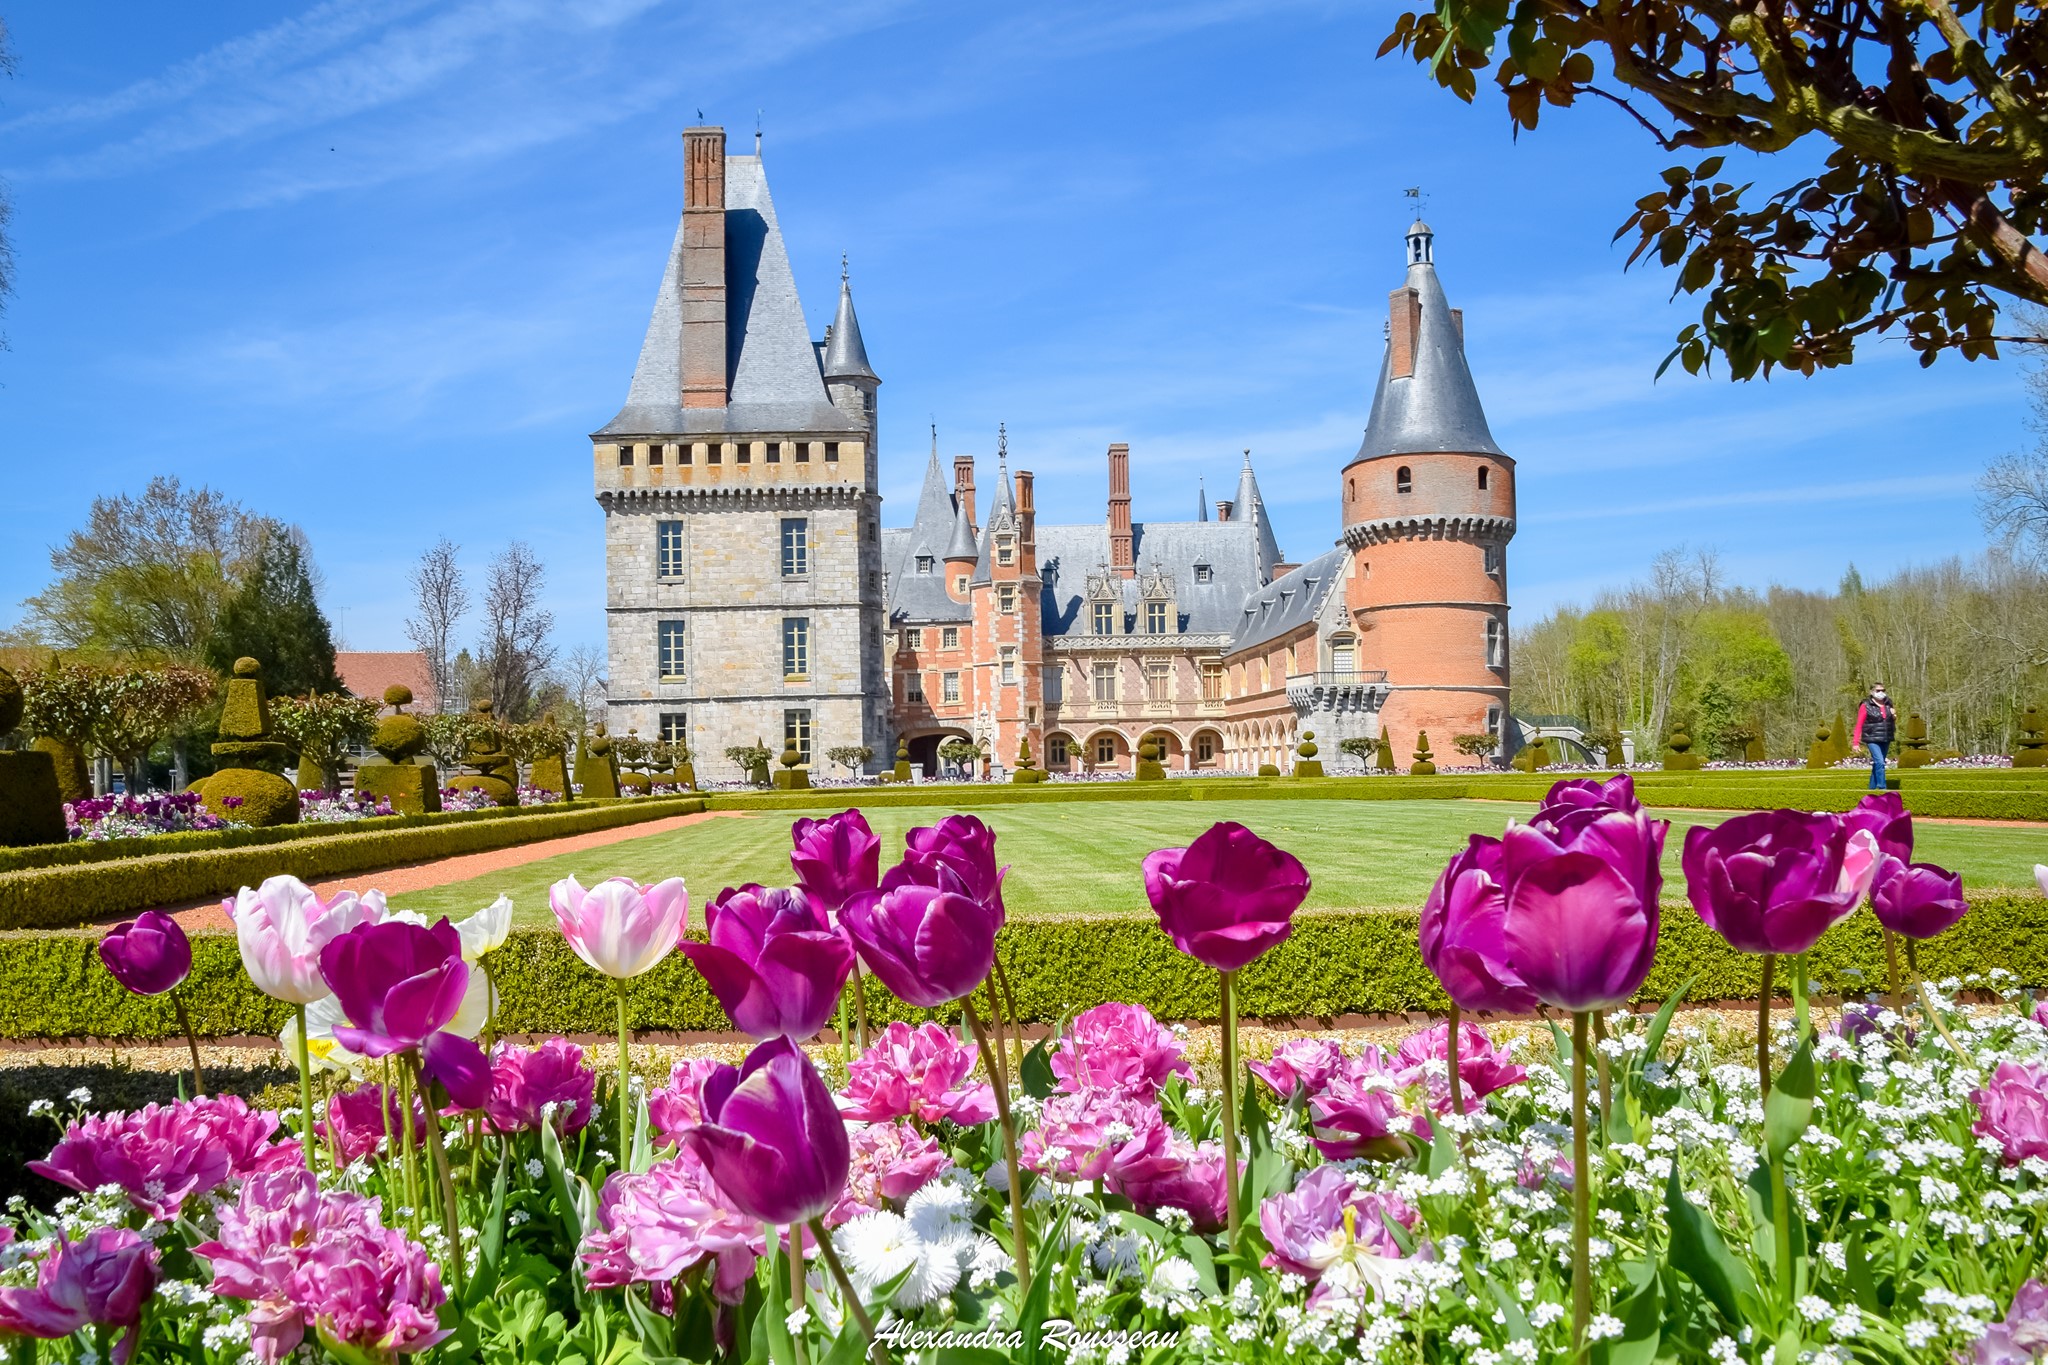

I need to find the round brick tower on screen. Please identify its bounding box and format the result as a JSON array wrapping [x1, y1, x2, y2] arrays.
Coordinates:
[[1341, 221, 1515, 762]]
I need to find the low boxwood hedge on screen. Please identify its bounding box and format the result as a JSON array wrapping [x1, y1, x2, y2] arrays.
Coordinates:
[[4, 892, 2039, 1041], [0, 798, 706, 931]]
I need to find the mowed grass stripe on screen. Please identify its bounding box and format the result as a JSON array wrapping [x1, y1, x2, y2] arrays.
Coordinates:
[[370, 798, 2048, 927]]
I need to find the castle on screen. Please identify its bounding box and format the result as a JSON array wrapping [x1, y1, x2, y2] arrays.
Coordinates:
[[592, 127, 1513, 777]]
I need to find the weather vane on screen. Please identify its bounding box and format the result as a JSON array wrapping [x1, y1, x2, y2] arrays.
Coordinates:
[[1405, 185, 1429, 216]]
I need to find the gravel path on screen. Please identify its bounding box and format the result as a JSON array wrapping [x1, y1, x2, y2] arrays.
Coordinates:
[[132, 809, 758, 934]]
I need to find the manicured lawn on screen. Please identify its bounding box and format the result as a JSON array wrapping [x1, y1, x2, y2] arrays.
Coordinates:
[[384, 798, 2048, 927]]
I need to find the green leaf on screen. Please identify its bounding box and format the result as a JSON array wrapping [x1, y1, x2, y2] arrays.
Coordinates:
[[1763, 1034, 1815, 1160], [1663, 1165, 1758, 1327], [629, 1092, 654, 1174], [466, 1153, 511, 1309], [761, 1244, 798, 1365], [1592, 1260, 1662, 1365], [1020, 1037, 1056, 1100], [621, 1285, 677, 1358]]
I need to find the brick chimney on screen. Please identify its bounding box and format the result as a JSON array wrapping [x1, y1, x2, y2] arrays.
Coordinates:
[[1108, 443, 1134, 578], [1388, 286, 1422, 381], [953, 455, 977, 534], [1216, 500, 1234, 523], [1016, 470, 1035, 547], [680, 127, 728, 409]]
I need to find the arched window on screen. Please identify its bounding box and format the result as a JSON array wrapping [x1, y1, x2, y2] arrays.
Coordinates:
[[1477, 466, 1489, 490], [1396, 466, 1412, 493], [1347, 477, 1355, 500]]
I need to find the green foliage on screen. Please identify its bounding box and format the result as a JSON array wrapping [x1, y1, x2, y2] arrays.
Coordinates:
[[201, 527, 342, 697], [724, 743, 771, 785], [1338, 736, 1377, 766], [423, 712, 486, 770], [826, 744, 873, 775], [270, 693, 380, 793], [8, 891, 2039, 1040], [17, 659, 217, 791], [0, 752, 66, 847], [0, 797, 704, 930], [196, 766, 298, 827], [1451, 732, 1497, 758], [937, 737, 982, 770], [1257, 763, 1281, 777], [1411, 731, 1436, 776], [1376, 734, 1396, 770], [355, 760, 440, 816], [29, 738, 89, 806]]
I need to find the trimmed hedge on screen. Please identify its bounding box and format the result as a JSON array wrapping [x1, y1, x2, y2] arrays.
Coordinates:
[[0, 798, 706, 931], [5, 892, 2041, 1041]]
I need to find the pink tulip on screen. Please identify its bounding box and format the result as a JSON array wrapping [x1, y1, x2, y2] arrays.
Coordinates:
[[229, 875, 379, 1004], [790, 810, 881, 919], [1680, 809, 1879, 957], [1420, 834, 1537, 1014], [1307, 1050, 1432, 1160], [680, 884, 855, 1040], [825, 1120, 951, 1227], [1248, 1038, 1351, 1101], [1870, 862, 1969, 940], [1050, 1002, 1193, 1102], [549, 875, 689, 979], [1842, 791, 1914, 865], [839, 1021, 996, 1126], [1260, 1164, 1418, 1278], [1394, 1021, 1527, 1113], [683, 1037, 851, 1226], [485, 1037, 595, 1135], [1019, 1091, 1164, 1183], [196, 1169, 448, 1363], [1973, 1062, 2048, 1165], [1974, 1279, 2048, 1365], [0, 1227, 158, 1364], [1107, 1131, 1231, 1233], [319, 1084, 426, 1165], [32, 1095, 299, 1219], [579, 1150, 765, 1304], [1143, 822, 1310, 972], [649, 1057, 724, 1145]]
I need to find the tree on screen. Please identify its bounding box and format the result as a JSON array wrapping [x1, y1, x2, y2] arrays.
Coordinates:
[[558, 643, 608, 734], [202, 527, 342, 698], [1383, 0, 2048, 376], [271, 693, 381, 796], [404, 539, 469, 714], [477, 543, 555, 722], [826, 744, 873, 776], [22, 478, 267, 657], [937, 737, 981, 773], [422, 712, 484, 772], [1338, 736, 1378, 769], [93, 665, 217, 792]]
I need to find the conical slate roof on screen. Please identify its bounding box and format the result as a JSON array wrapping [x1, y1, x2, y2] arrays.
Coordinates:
[[1356, 238, 1503, 461], [945, 490, 978, 560], [882, 445, 972, 623], [1234, 454, 1283, 577], [971, 461, 1018, 584], [821, 273, 877, 382]]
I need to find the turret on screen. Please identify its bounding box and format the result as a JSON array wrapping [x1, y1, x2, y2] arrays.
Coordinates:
[[821, 258, 878, 453]]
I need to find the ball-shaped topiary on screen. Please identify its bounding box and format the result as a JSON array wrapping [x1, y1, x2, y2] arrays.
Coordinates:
[[199, 766, 300, 826]]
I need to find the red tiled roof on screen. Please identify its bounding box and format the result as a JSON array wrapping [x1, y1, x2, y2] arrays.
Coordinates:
[[335, 652, 436, 713]]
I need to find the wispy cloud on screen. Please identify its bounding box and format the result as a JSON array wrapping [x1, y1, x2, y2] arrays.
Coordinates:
[[1533, 473, 1975, 524]]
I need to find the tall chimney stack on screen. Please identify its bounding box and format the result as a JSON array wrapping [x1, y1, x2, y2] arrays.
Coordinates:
[[1108, 443, 1134, 578], [1387, 286, 1422, 381], [680, 127, 728, 409], [953, 455, 978, 534], [1216, 500, 1234, 523], [1016, 470, 1035, 546]]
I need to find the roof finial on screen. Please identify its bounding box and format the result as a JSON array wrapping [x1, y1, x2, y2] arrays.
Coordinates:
[[755, 109, 763, 155], [930, 421, 938, 458], [997, 422, 1008, 464], [1243, 447, 1252, 467]]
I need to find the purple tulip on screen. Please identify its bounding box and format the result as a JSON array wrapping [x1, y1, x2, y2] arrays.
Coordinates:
[[485, 1037, 595, 1135], [0, 1227, 158, 1363], [789, 811, 881, 919], [1681, 809, 1880, 956], [1497, 786, 1667, 1013], [682, 1038, 850, 1226], [320, 1084, 427, 1164], [1869, 862, 1969, 940], [1307, 1050, 1431, 1160], [1841, 791, 1914, 865], [98, 910, 192, 996], [1975, 1279, 2048, 1365], [1420, 835, 1537, 1014], [904, 814, 1008, 923], [1142, 821, 1311, 973], [840, 868, 996, 1008], [319, 919, 470, 1059], [421, 1031, 491, 1110], [680, 885, 855, 1040]]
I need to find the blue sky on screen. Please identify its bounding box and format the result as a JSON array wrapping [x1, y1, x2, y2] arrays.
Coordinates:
[[0, 0, 2025, 656]]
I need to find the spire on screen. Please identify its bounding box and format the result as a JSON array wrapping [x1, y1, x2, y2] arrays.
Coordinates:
[[821, 256, 877, 382], [1236, 450, 1282, 577], [945, 487, 978, 560], [1197, 477, 1209, 522], [973, 429, 1019, 584], [908, 441, 954, 549], [1358, 221, 1502, 461]]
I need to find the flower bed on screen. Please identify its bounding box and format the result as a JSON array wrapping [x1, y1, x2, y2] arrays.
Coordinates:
[[298, 791, 396, 824], [64, 792, 229, 841], [4, 787, 2046, 1363]]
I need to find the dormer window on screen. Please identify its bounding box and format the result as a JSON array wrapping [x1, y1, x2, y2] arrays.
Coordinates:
[[1092, 601, 1117, 635], [1194, 564, 1213, 584], [1396, 466, 1413, 493], [1145, 601, 1167, 634], [996, 536, 1015, 566], [917, 555, 935, 575]]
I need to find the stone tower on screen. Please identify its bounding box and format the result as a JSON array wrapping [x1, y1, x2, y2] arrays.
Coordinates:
[[591, 126, 889, 773], [1340, 221, 1515, 757]]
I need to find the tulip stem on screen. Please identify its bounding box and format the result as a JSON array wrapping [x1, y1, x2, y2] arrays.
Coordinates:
[[414, 1057, 468, 1298], [849, 970, 871, 1054], [1792, 953, 1811, 1042], [994, 958, 1024, 1073], [395, 1059, 423, 1238], [292, 1003, 315, 1167], [171, 990, 207, 1097], [1756, 954, 1776, 1099], [616, 979, 633, 1159], [1570, 1010, 1592, 1365], [1906, 941, 1973, 1063], [807, 1217, 876, 1344], [1218, 969, 1243, 1245], [961, 996, 1030, 1286], [1593, 1010, 1612, 1137], [1446, 1003, 1465, 1118], [836, 993, 852, 1069], [788, 1226, 808, 1365], [1883, 930, 1905, 1012]]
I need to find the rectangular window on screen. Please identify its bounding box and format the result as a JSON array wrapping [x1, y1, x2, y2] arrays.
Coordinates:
[[738, 444, 752, 464], [1094, 734, 1117, 765], [1484, 544, 1501, 576], [1093, 661, 1117, 704], [1486, 706, 1502, 738], [681, 444, 695, 465], [941, 626, 960, 650], [783, 709, 812, 765], [1000, 647, 1017, 686], [1195, 732, 1216, 763], [1194, 563, 1212, 584], [783, 617, 810, 679], [1144, 601, 1167, 634], [906, 672, 926, 703], [1092, 601, 1116, 635], [617, 443, 636, 466], [795, 443, 811, 463], [1147, 660, 1170, 702], [942, 671, 961, 704], [1485, 618, 1504, 668], [996, 538, 1014, 566], [657, 620, 687, 682], [917, 555, 935, 575], [649, 443, 665, 466], [955, 575, 969, 596], [1047, 735, 1069, 767], [905, 628, 923, 650], [766, 441, 781, 464], [656, 521, 685, 579], [997, 584, 1017, 614], [708, 445, 722, 464], [825, 443, 840, 463], [658, 712, 688, 745], [1201, 662, 1224, 701], [781, 518, 810, 577]]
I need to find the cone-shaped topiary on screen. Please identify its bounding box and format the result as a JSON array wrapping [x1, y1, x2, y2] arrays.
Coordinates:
[[1830, 709, 1853, 763], [195, 659, 298, 826], [0, 665, 65, 846], [1375, 733, 1395, 772], [1900, 713, 1932, 769], [1293, 729, 1323, 778], [1411, 730, 1436, 776]]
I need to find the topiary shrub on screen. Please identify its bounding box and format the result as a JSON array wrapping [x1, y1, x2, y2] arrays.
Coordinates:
[[617, 772, 653, 793], [357, 684, 440, 815], [1899, 713, 1932, 769], [0, 668, 64, 848], [1410, 731, 1436, 776], [1257, 763, 1281, 777], [194, 659, 297, 827], [1375, 734, 1396, 772], [1663, 723, 1702, 771], [30, 738, 90, 807], [893, 738, 912, 783], [1135, 737, 1166, 782], [1829, 709, 1853, 763], [2016, 704, 2048, 768], [1293, 729, 1323, 779], [577, 723, 621, 798], [1806, 720, 1834, 770], [772, 738, 811, 791], [198, 766, 300, 826]]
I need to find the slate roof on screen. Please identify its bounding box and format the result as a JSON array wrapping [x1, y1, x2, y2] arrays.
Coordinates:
[[884, 449, 973, 623], [1354, 238, 1504, 461], [1234, 457, 1283, 576], [1228, 547, 1349, 653], [1034, 520, 1265, 638], [821, 276, 877, 382], [597, 156, 856, 437]]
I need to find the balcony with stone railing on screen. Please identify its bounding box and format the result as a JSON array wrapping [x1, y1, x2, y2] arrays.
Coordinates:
[[1285, 670, 1391, 711]]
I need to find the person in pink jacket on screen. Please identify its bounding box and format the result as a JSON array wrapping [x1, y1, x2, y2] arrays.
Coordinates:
[[1851, 683, 1896, 791]]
